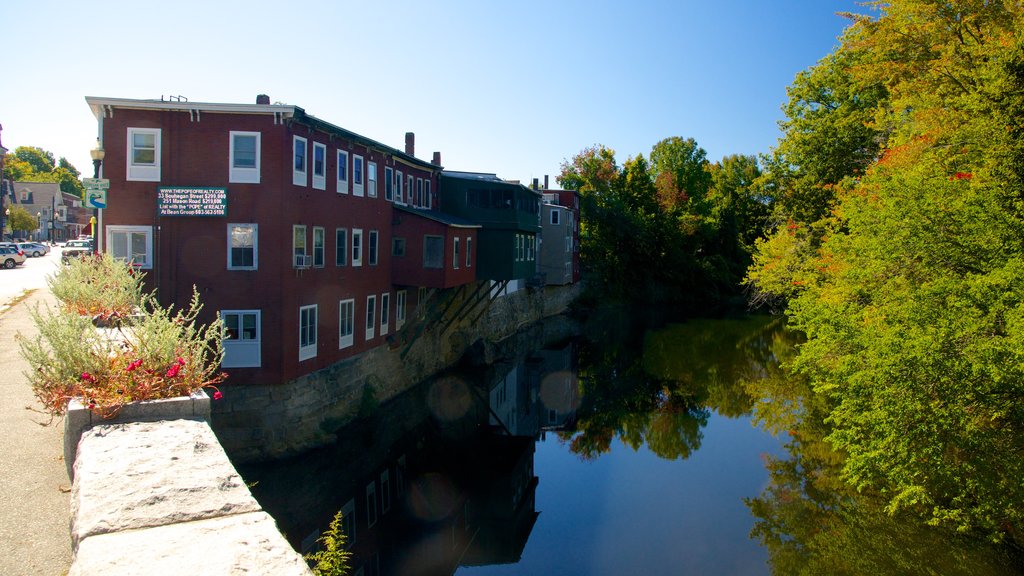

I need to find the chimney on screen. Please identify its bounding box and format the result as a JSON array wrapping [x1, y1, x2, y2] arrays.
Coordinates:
[[544, 175, 549, 189], [532, 178, 539, 190], [405, 132, 415, 156], [256, 94, 270, 105], [432, 151, 442, 166]]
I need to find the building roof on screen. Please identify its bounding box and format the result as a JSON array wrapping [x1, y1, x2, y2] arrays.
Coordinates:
[[394, 204, 481, 228], [11, 181, 63, 210], [85, 96, 440, 171]]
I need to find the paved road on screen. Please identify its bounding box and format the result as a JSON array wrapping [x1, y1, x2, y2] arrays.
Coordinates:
[[0, 248, 73, 575]]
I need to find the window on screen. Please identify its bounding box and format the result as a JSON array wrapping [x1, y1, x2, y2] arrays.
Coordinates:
[[365, 295, 376, 340], [392, 237, 406, 257], [292, 136, 307, 186], [313, 227, 325, 268], [416, 178, 423, 207], [424, 180, 432, 209], [529, 235, 536, 260], [335, 228, 348, 266], [341, 499, 356, 546], [222, 310, 260, 368], [380, 292, 390, 336], [351, 229, 363, 267], [366, 482, 377, 528], [380, 470, 391, 514], [396, 171, 404, 204], [227, 223, 257, 270], [127, 128, 160, 181], [337, 150, 349, 194], [107, 226, 153, 268], [453, 237, 460, 269], [368, 230, 378, 266], [299, 305, 317, 361], [407, 175, 414, 204], [466, 237, 472, 268], [293, 225, 307, 267], [229, 131, 260, 183], [353, 155, 364, 196], [384, 167, 394, 201], [339, 299, 355, 348], [423, 235, 443, 269], [367, 162, 377, 198], [516, 235, 522, 261], [396, 290, 407, 330], [551, 208, 561, 225], [312, 142, 327, 190]]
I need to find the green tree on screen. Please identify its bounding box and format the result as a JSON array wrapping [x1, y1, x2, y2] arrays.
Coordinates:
[[649, 136, 713, 215], [14, 146, 56, 174], [2, 146, 85, 198], [7, 205, 39, 235]]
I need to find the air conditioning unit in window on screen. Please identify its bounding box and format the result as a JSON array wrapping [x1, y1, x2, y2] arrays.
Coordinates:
[[294, 253, 311, 268]]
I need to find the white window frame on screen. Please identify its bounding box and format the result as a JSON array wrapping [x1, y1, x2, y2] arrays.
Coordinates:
[[425, 179, 432, 209], [313, 226, 325, 268], [229, 131, 260, 184], [299, 304, 317, 361], [396, 290, 407, 330], [368, 230, 379, 266], [339, 298, 355, 349], [351, 228, 363, 267], [466, 237, 472, 268], [293, 225, 308, 268], [407, 175, 414, 205], [396, 170, 404, 204], [453, 237, 460, 269], [337, 150, 349, 194], [341, 499, 356, 546], [312, 142, 327, 190], [365, 295, 376, 340], [335, 228, 347, 266], [353, 155, 365, 197], [227, 223, 258, 270], [367, 162, 377, 198], [292, 136, 307, 187], [380, 292, 390, 336], [416, 178, 423, 207], [221, 309, 261, 368], [384, 166, 393, 201], [106, 225, 153, 269], [127, 127, 161, 181]]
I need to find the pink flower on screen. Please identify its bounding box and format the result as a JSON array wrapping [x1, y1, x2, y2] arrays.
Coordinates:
[[176, 357, 186, 366], [165, 365, 181, 378], [81, 372, 93, 382], [213, 391, 223, 401], [126, 359, 144, 372]]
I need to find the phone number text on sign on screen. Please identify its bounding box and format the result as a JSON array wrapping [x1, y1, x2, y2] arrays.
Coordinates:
[[157, 187, 228, 216]]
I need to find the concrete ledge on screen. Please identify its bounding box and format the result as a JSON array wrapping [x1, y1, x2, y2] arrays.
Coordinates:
[[69, 418, 309, 575]]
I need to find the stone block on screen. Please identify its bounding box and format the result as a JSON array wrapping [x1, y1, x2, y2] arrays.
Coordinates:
[[70, 419, 262, 548], [69, 511, 311, 576]]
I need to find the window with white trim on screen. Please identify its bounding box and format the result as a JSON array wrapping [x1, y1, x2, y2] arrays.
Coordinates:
[[380, 292, 390, 336], [466, 237, 472, 268], [368, 230, 378, 266], [313, 227, 325, 268], [227, 223, 257, 270], [353, 155, 364, 197], [351, 229, 363, 266], [222, 310, 261, 368], [229, 131, 260, 183], [341, 499, 356, 546], [299, 305, 317, 361], [367, 162, 377, 198], [396, 170, 404, 204], [337, 150, 349, 194], [396, 290, 407, 330], [335, 228, 347, 266], [339, 298, 355, 349], [416, 178, 423, 207], [127, 128, 161, 181], [293, 225, 307, 267], [293, 136, 307, 186], [312, 142, 327, 190], [423, 236, 443, 269], [453, 237, 460, 269], [425, 180, 432, 209], [365, 295, 376, 340], [107, 225, 153, 268], [407, 175, 414, 204], [384, 166, 393, 201]]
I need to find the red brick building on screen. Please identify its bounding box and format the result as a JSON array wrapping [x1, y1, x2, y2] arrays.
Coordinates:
[[86, 95, 477, 386]]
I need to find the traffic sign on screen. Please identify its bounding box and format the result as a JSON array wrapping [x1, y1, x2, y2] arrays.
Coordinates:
[[82, 178, 110, 190], [87, 189, 108, 209]]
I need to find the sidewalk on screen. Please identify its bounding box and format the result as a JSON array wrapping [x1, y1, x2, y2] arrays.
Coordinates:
[[0, 288, 72, 575]]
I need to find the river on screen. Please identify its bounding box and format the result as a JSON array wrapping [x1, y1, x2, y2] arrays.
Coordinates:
[[239, 312, 1022, 575]]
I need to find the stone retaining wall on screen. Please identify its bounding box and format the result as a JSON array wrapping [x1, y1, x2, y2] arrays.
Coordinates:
[[213, 283, 580, 463]]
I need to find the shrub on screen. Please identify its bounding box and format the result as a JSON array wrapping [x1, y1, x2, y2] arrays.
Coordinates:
[[47, 252, 145, 323]]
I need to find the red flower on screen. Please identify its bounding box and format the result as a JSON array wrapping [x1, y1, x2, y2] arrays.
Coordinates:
[[213, 391, 223, 401], [165, 365, 181, 378], [81, 372, 93, 382], [951, 172, 973, 181], [126, 359, 144, 372], [176, 357, 186, 366]]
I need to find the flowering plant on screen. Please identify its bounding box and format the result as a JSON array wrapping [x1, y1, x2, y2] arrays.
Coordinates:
[[48, 252, 145, 324], [20, 259, 227, 419]]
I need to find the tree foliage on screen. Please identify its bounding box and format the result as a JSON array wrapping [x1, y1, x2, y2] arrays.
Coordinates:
[[747, 0, 1024, 544], [6, 205, 39, 234], [3, 145, 85, 198]]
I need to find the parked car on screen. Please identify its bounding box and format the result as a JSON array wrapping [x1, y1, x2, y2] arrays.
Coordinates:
[[61, 239, 94, 263], [18, 242, 51, 257], [0, 245, 26, 268]]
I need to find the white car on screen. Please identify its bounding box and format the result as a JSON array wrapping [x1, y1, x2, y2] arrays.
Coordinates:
[[0, 245, 26, 268]]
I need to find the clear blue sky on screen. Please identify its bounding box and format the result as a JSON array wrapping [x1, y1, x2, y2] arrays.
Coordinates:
[[1, 0, 867, 186]]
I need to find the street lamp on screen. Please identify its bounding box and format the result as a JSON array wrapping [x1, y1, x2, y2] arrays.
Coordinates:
[[89, 139, 105, 251], [37, 211, 42, 242]]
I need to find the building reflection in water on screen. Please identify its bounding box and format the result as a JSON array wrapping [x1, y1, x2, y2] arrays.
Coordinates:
[[240, 341, 580, 576]]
